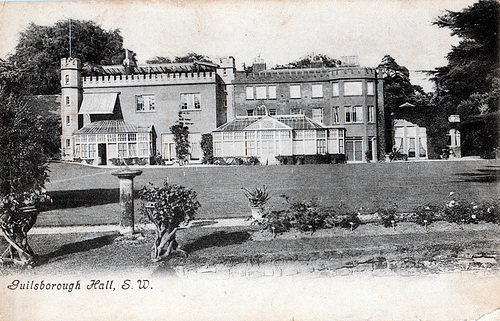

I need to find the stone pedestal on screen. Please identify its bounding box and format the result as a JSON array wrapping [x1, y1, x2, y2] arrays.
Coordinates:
[[112, 169, 143, 235]]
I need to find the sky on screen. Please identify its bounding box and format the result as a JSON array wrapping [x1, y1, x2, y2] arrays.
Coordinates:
[[0, 0, 478, 91]]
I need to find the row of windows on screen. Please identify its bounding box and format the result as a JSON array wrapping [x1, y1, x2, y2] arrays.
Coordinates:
[[214, 129, 343, 142], [246, 86, 277, 100], [75, 142, 150, 159], [244, 106, 375, 124], [245, 81, 375, 100], [65, 93, 201, 113], [213, 132, 343, 157], [135, 93, 202, 112]]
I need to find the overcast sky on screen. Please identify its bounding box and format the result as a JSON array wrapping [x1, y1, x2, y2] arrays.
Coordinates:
[[0, 0, 477, 90]]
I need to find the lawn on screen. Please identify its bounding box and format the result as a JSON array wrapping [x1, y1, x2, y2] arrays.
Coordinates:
[[39, 160, 500, 226]]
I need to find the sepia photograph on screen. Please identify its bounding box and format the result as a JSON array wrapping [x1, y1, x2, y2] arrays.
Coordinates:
[[0, 0, 499, 319]]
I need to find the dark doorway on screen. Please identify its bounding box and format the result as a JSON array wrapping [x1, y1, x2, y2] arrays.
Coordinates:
[[98, 143, 107, 165]]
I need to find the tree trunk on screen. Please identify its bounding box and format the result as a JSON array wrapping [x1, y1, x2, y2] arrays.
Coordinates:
[[151, 224, 179, 262]]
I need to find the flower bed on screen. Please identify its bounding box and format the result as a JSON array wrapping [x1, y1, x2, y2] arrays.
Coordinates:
[[251, 194, 500, 237]]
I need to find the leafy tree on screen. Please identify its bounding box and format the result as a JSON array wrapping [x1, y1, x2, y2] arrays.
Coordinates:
[[0, 72, 52, 264], [146, 56, 172, 64], [9, 20, 128, 94], [432, 0, 499, 157], [377, 55, 433, 152], [139, 181, 200, 262], [170, 112, 191, 164], [274, 53, 340, 69], [146, 52, 212, 64], [173, 52, 212, 63]]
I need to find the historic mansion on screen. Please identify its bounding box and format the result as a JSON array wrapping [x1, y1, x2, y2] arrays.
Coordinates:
[[60, 55, 385, 165]]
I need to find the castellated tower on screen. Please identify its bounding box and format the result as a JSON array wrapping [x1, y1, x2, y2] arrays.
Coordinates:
[[60, 58, 82, 161], [215, 57, 236, 120]]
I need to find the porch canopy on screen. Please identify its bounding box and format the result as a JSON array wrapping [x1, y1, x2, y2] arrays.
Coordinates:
[[78, 93, 119, 115]]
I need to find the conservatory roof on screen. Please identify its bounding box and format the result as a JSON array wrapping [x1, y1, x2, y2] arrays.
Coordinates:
[[74, 120, 152, 134], [214, 115, 326, 132], [275, 115, 326, 130]]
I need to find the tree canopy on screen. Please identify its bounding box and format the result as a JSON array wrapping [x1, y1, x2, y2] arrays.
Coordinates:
[[432, 0, 499, 157], [0, 91, 50, 196], [273, 53, 341, 69], [9, 20, 128, 94], [377, 55, 433, 152], [146, 52, 212, 64]]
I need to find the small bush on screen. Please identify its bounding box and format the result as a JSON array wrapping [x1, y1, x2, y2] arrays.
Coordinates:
[[201, 133, 214, 164], [150, 154, 165, 166], [213, 157, 260, 165], [287, 198, 328, 232], [337, 213, 362, 230], [475, 201, 498, 223], [414, 205, 441, 226], [257, 209, 292, 234], [378, 204, 398, 228], [275, 154, 346, 165]]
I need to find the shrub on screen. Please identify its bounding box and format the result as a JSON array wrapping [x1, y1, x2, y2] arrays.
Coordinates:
[[200, 133, 214, 164], [287, 198, 328, 232], [444, 200, 477, 224], [139, 180, 200, 262], [275, 154, 346, 165], [475, 201, 498, 223], [150, 154, 166, 166], [213, 157, 260, 165], [378, 204, 398, 228], [414, 205, 442, 226], [243, 156, 260, 165], [257, 209, 292, 235], [336, 213, 361, 230]]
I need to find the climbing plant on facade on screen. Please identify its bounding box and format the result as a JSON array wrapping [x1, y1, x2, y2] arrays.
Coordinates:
[[170, 112, 192, 165]]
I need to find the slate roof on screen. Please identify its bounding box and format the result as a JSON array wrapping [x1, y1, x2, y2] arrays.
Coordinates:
[[100, 61, 218, 75], [75, 120, 152, 134]]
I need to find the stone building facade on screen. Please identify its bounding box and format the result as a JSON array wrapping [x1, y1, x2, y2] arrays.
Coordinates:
[[60, 57, 234, 164], [60, 56, 384, 164], [230, 62, 385, 162]]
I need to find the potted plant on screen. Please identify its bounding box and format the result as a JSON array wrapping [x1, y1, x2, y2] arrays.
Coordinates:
[[241, 186, 270, 220]]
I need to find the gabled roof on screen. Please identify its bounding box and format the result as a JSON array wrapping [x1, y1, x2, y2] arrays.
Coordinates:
[[244, 116, 292, 130], [75, 120, 152, 134], [399, 102, 415, 108], [214, 115, 325, 132], [79, 93, 119, 115]]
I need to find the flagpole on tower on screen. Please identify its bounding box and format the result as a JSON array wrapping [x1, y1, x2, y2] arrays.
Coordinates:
[[69, 18, 72, 58]]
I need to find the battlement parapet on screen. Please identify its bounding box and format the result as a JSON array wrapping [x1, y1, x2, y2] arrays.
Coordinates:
[[215, 56, 235, 68], [332, 67, 382, 79], [61, 58, 81, 69], [82, 71, 216, 88], [235, 67, 381, 84]]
